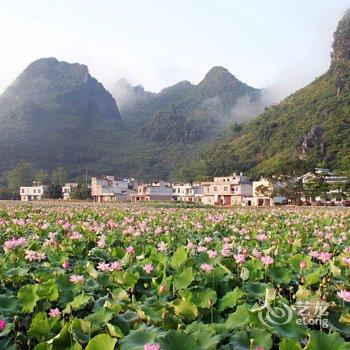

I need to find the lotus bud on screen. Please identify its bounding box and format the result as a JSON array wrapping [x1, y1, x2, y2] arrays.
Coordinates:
[[0, 319, 6, 332], [158, 284, 168, 294], [300, 261, 307, 270]]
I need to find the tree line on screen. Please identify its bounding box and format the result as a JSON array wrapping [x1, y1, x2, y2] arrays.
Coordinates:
[[0, 163, 91, 200]]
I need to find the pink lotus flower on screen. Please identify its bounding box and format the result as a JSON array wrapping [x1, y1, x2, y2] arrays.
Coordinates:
[[49, 308, 61, 318], [257, 233, 268, 241], [234, 254, 246, 264], [318, 252, 332, 263], [69, 274, 85, 284], [25, 250, 46, 262], [144, 343, 160, 350], [200, 263, 214, 272], [62, 261, 70, 269], [143, 264, 154, 274], [110, 261, 123, 271], [97, 262, 110, 272], [256, 347, 265, 350], [204, 236, 212, 243], [126, 246, 135, 254], [260, 255, 274, 266], [337, 290, 350, 303], [97, 235, 106, 248], [252, 248, 261, 259], [197, 245, 208, 253], [0, 319, 6, 332], [343, 257, 350, 266], [207, 249, 218, 259], [157, 242, 167, 252], [68, 231, 83, 240], [155, 227, 163, 235]]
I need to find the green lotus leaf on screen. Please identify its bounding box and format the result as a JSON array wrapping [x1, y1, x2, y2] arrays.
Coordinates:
[[174, 266, 195, 290], [269, 266, 292, 284], [172, 298, 198, 320], [86, 308, 114, 327], [37, 279, 59, 301], [279, 338, 303, 350], [229, 328, 273, 350], [63, 293, 92, 314], [171, 246, 187, 269], [158, 329, 202, 350], [226, 303, 251, 330], [85, 334, 117, 350], [28, 312, 52, 341], [17, 284, 40, 313], [119, 325, 158, 350], [218, 287, 246, 312], [306, 331, 350, 350], [191, 289, 217, 309], [47, 323, 82, 350]]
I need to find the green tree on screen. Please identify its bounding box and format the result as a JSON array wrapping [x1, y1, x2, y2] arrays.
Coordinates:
[[272, 176, 303, 204], [34, 169, 49, 184], [51, 167, 68, 187], [303, 176, 330, 201], [44, 183, 63, 199], [70, 180, 91, 200], [7, 162, 35, 198]]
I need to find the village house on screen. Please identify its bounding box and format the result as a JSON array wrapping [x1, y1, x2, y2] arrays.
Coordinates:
[[172, 183, 203, 203], [243, 178, 286, 206], [91, 176, 136, 202], [62, 182, 78, 200], [20, 183, 47, 201], [202, 173, 253, 206], [301, 168, 349, 203], [130, 181, 173, 202]]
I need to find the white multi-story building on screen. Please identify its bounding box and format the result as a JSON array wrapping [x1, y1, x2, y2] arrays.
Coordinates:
[[20, 184, 46, 201], [91, 176, 136, 202], [62, 183, 78, 200], [172, 183, 203, 203], [202, 173, 253, 206], [130, 181, 173, 202]]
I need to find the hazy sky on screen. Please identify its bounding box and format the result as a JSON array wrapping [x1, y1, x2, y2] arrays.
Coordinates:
[[0, 0, 348, 96]]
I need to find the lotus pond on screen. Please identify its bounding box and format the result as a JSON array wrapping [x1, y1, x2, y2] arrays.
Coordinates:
[[1, 202, 350, 349]]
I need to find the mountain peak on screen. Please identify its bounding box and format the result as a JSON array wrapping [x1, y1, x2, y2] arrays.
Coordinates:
[[201, 66, 238, 84]]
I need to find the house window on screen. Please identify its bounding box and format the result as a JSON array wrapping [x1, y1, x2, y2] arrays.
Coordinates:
[[33, 189, 36, 194], [214, 187, 217, 191], [21, 189, 25, 193], [38, 189, 41, 194], [224, 186, 228, 191]]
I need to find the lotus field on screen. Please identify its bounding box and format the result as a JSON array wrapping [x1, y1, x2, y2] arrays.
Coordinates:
[[1, 203, 350, 349]]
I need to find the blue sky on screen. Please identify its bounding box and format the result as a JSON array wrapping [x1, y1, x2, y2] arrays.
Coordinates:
[[0, 0, 348, 97]]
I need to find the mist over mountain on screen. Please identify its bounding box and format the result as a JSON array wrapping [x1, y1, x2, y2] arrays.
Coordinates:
[[0, 59, 271, 179], [2, 6, 348, 182], [190, 9, 350, 179], [112, 66, 270, 129]]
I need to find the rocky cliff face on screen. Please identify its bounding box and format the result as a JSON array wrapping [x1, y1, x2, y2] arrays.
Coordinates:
[[297, 126, 325, 161]]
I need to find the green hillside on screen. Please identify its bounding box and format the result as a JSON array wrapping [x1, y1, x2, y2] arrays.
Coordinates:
[[192, 9, 350, 180], [0, 60, 266, 180]]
